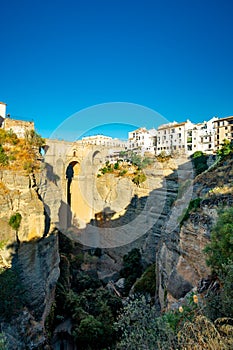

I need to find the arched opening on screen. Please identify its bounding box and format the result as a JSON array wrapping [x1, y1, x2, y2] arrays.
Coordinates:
[[92, 150, 102, 166], [66, 161, 80, 206]]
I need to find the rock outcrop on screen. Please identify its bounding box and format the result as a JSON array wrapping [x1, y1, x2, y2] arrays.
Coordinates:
[[156, 156, 233, 310], [0, 169, 60, 349]]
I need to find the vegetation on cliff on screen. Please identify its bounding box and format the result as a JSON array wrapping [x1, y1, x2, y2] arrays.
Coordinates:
[[0, 129, 45, 173], [204, 207, 233, 275], [0, 266, 26, 322], [97, 152, 152, 186], [46, 233, 123, 349]]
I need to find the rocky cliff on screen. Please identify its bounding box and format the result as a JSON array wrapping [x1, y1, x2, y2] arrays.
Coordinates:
[[156, 156, 233, 309], [1, 152, 232, 348], [77, 156, 191, 285], [0, 169, 60, 349]]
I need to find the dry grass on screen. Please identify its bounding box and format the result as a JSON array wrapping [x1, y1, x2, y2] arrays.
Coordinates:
[[0, 138, 41, 173], [178, 315, 233, 349]]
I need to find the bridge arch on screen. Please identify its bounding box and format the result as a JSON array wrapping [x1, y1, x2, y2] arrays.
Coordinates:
[[66, 160, 81, 206]]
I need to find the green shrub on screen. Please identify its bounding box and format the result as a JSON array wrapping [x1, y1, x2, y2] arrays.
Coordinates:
[[114, 296, 177, 350], [141, 157, 153, 168], [217, 139, 233, 158], [132, 172, 146, 186], [119, 169, 127, 176], [191, 151, 208, 175], [203, 264, 233, 322], [120, 248, 143, 295], [63, 288, 122, 349], [134, 263, 156, 296], [204, 207, 233, 274], [23, 161, 34, 173], [73, 315, 104, 349], [180, 197, 202, 226], [0, 145, 8, 165], [9, 212, 22, 232], [156, 151, 171, 162], [72, 271, 102, 293], [0, 267, 25, 321]]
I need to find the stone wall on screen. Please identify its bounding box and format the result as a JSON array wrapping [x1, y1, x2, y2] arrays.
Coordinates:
[[3, 118, 34, 138]]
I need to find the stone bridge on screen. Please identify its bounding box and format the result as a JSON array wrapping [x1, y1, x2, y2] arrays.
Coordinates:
[[42, 138, 124, 230]]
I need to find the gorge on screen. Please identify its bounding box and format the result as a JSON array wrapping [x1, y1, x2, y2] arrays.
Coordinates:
[[0, 137, 233, 349]]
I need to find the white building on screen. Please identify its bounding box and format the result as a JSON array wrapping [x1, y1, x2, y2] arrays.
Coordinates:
[[0, 102, 6, 127], [156, 120, 194, 155], [81, 134, 127, 148], [156, 117, 217, 155], [193, 117, 217, 154], [128, 127, 156, 155], [0, 101, 34, 138]]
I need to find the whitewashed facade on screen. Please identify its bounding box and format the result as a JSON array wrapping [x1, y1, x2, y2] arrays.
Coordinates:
[[81, 135, 127, 148], [156, 120, 193, 155], [128, 127, 156, 155]]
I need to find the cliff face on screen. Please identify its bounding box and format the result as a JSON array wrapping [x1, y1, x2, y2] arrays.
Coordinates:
[[0, 169, 60, 349], [1, 153, 232, 348], [85, 156, 189, 282], [156, 157, 233, 309]]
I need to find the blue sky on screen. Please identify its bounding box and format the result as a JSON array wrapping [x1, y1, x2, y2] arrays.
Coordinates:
[[0, 0, 232, 140]]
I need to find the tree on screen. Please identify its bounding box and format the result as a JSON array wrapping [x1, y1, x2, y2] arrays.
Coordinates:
[[114, 296, 177, 350], [120, 248, 143, 295], [132, 172, 146, 186], [204, 207, 233, 274], [73, 315, 104, 349], [191, 151, 208, 175], [9, 212, 22, 243], [25, 129, 45, 148], [217, 139, 233, 158]]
